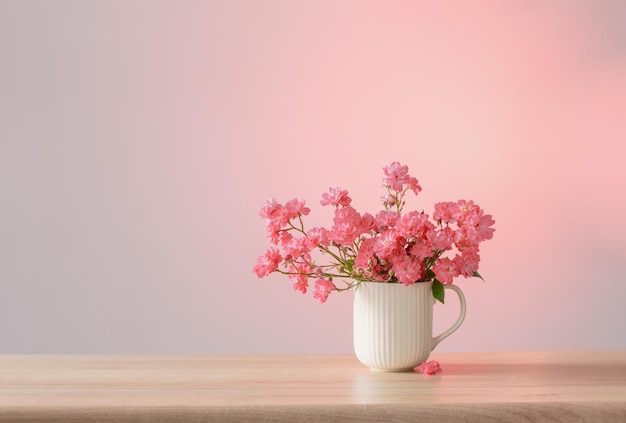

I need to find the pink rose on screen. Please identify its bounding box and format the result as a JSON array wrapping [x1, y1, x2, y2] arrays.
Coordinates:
[[373, 230, 404, 260], [359, 212, 377, 233], [395, 211, 432, 238], [433, 201, 459, 224], [282, 237, 310, 260], [432, 257, 460, 285], [253, 248, 282, 278], [474, 213, 496, 242], [283, 198, 310, 222], [382, 162, 411, 191], [259, 197, 283, 220], [454, 249, 481, 278], [305, 227, 328, 249], [321, 187, 352, 207], [426, 227, 455, 251], [375, 210, 399, 230], [392, 255, 423, 286], [416, 360, 442, 375], [312, 279, 336, 303], [409, 240, 434, 262]]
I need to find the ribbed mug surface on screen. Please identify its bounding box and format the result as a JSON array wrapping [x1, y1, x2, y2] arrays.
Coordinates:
[[353, 281, 435, 371]]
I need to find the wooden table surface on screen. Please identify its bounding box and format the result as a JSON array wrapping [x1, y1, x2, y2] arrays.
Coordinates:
[[1, 351, 625, 422]]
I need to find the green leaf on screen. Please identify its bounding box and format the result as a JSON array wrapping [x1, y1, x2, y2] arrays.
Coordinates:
[[473, 271, 485, 282], [432, 279, 445, 304], [344, 259, 354, 273]]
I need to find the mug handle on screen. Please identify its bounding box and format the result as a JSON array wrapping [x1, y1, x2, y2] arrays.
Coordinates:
[[431, 284, 466, 350]]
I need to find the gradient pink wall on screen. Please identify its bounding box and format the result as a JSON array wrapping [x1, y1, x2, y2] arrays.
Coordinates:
[[1, 1, 625, 353]]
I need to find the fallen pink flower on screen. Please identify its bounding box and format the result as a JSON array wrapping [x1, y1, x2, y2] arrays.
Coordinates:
[[416, 360, 442, 375]]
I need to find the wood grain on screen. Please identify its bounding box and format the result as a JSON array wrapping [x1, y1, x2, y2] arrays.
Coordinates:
[[1, 351, 625, 422]]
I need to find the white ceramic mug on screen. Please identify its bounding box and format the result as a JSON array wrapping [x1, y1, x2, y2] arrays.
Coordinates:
[[353, 281, 466, 371]]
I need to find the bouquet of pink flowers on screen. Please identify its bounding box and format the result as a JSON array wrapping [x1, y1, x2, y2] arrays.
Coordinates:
[[253, 162, 495, 304]]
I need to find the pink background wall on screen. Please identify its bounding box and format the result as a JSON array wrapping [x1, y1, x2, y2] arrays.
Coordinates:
[[1, 1, 625, 353]]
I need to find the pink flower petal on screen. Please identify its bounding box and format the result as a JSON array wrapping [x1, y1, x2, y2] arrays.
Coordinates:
[[415, 360, 442, 375]]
